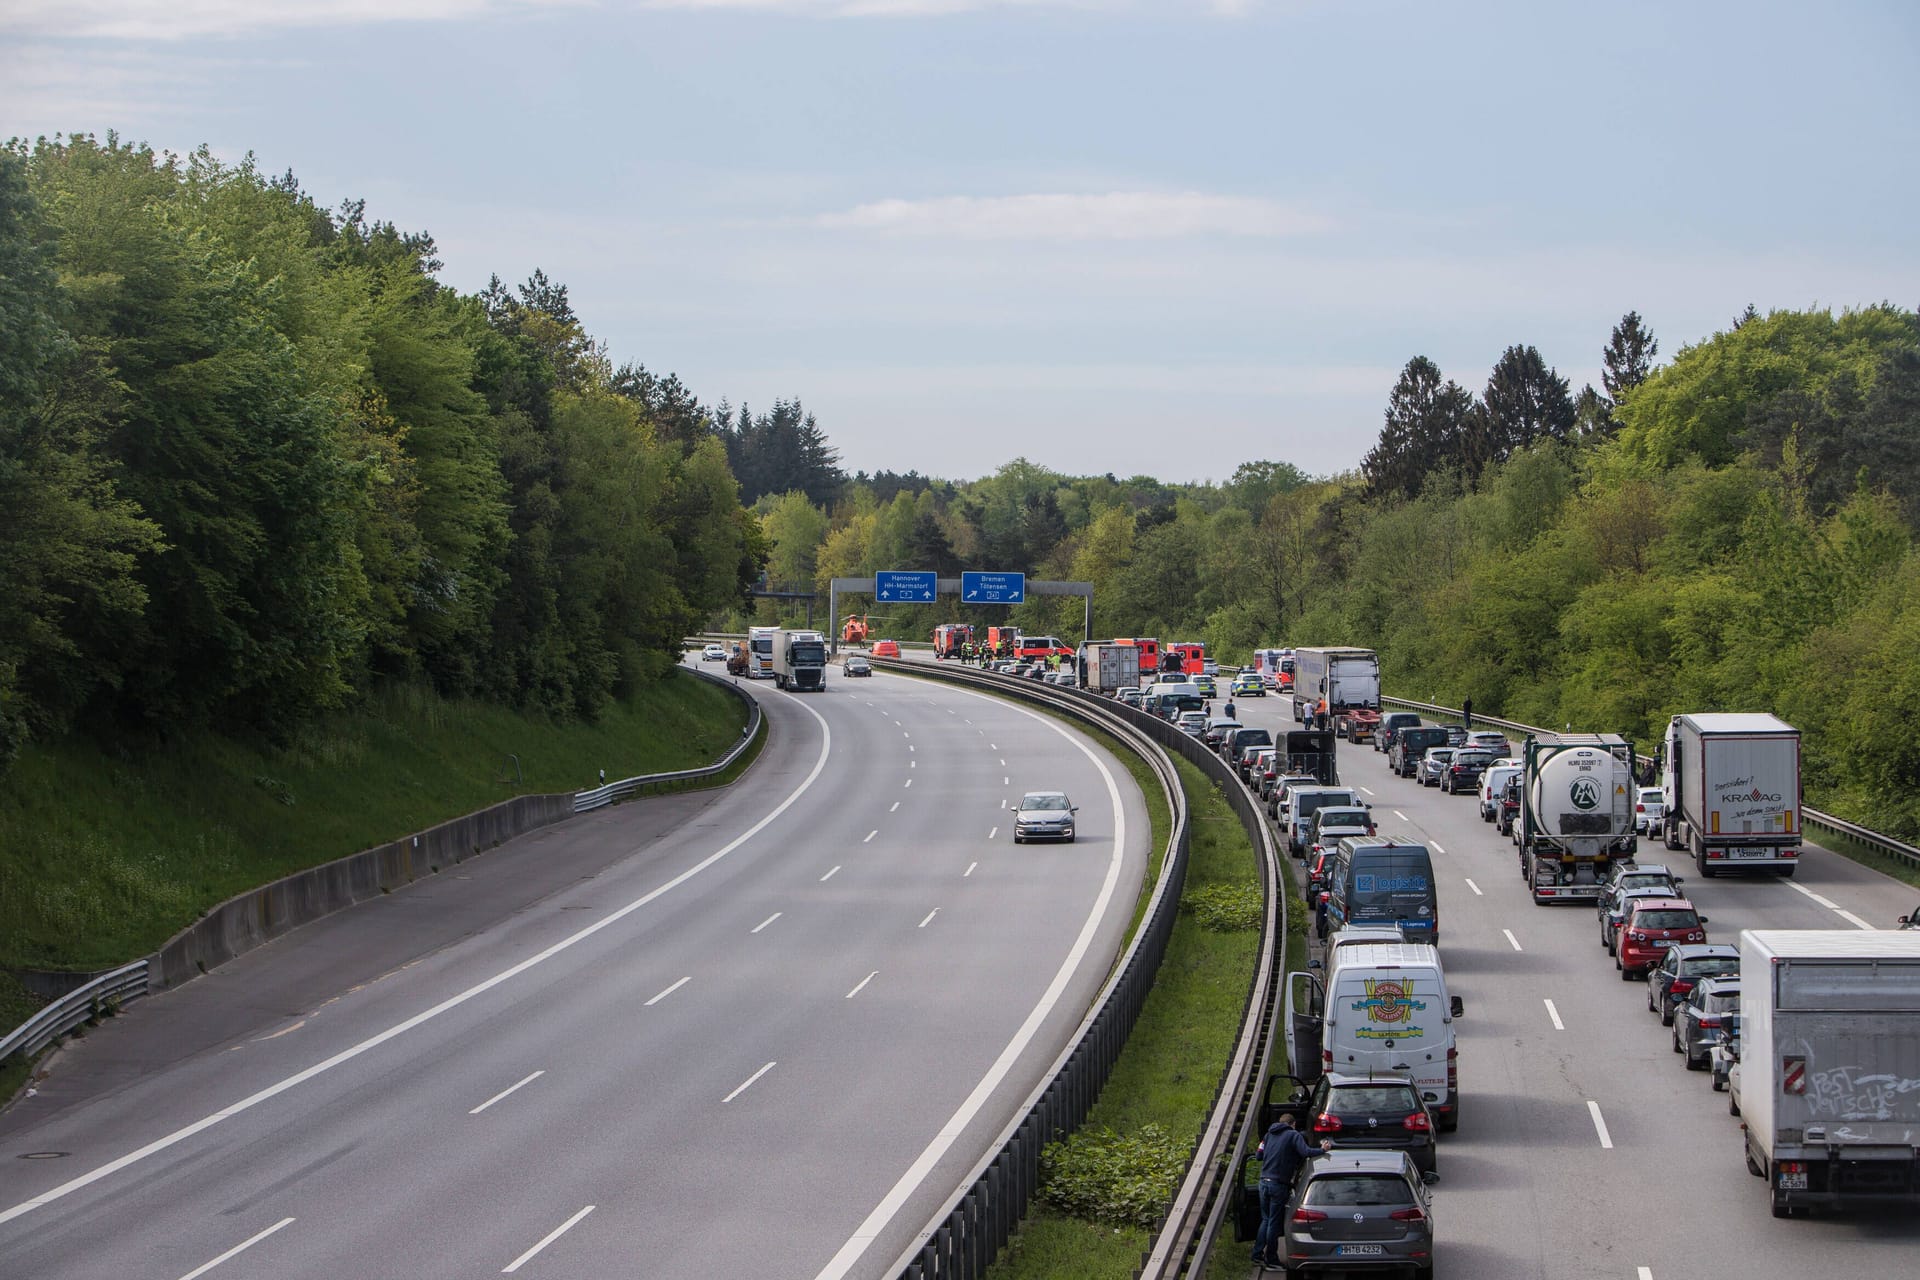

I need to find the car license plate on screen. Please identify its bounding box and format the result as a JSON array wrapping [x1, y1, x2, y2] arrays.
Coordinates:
[[1336, 1245, 1385, 1257], [1780, 1170, 1808, 1190], [1727, 848, 1770, 859]]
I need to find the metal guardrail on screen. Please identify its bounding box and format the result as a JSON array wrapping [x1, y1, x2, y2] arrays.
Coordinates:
[[0, 961, 149, 1064], [573, 667, 763, 812], [869, 658, 1191, 1280], [1379, 694, 1920, 873]]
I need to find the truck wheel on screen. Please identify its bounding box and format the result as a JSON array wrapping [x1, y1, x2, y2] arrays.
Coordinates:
[[1729, 1092, 1740, 1117], [1775, 867, 1796, 879]]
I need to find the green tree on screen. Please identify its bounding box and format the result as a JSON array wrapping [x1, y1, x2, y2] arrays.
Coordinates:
[[1362, 357, 1475, 501]]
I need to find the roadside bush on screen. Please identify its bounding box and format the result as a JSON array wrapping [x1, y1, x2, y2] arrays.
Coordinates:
[[1181, 882, 1261, 932], [1039, 1124, 1189, 1230]]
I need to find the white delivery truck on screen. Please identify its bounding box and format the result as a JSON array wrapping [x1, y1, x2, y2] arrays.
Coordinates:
[[1284, 939, 1466, 1131], [1291, 647, 1380, 724], [1518, 733, 1638, 905], [1663, 713, 1803, 878], [747, 625, 778, 679], [1737, 930, 1920, 1217], [772, 628, 827, 691]]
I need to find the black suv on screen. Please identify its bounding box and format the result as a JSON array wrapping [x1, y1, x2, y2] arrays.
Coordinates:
[[1389, 726, 1449, 777], [1439, 749, 1494, 794], [1375, 712, 1423, 754]]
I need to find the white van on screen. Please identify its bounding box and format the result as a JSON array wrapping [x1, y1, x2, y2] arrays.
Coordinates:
[[1285, 940, 1465, 1131]]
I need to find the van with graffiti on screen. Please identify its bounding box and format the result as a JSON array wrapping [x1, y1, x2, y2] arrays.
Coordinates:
[[1284, 940, 1466, 1132], [1736, 929, 1920, 1218]]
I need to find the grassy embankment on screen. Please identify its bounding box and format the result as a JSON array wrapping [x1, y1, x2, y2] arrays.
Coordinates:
[[989, 751, 1308, 1280], [0, 668, 751, 1045]]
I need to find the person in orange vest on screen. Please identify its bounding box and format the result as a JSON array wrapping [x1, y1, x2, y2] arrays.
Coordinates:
[[1316, 695, 1329, 731]]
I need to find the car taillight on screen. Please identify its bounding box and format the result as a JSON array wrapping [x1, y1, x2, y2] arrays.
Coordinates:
[[1698, 1016, 1721, 1029], [1671, 978, 1694, 996], [1389, 1206, 1427, 1223], [1687, 931, 1705, 942], [1636, 803, 1646, 812], [1402, 1112, 1431, 1132], [1779, 1161, 1805, 1174], [1292, 1208, 1329, 1224], [1629, 931, 1646, 942], [1312, 1114, 1343, 1133]]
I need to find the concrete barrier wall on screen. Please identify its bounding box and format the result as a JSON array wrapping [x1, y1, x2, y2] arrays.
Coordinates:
[[150, 791, 577, 990]]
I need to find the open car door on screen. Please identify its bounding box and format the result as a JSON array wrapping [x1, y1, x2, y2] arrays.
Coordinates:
[[1283, 971, 1325, 1083]]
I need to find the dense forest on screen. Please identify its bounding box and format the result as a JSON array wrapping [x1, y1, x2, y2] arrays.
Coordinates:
[[8, 135, 1918, 838], [731, 305, 1920, 836], [0, 135, 780, 767]]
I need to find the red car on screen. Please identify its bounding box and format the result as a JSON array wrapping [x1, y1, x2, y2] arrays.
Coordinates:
[[870, 639, 901, 658], [1615, 897, 1709, 980]]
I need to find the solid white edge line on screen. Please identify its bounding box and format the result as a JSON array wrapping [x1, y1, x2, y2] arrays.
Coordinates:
[[0, 691, 840, 1230], [752, 912, 782, 934], [469, 1070, 545, 1115], [821, 866, 841, 882], [1544, 999, 1564, 1031], [644, 976, 691, 1006], [1431, 842, 1445, 854], [813, 680, 1130, 1280], [723, 1062, 777, 1103], [846, 972, 878, 999], [1464, 878, 1482, 896], [1503, 929, 1523, 952], [1587, 1100, 1614, 1149], [502, 1204, 595, 1274], [1836, 909, 1875, 930], [175, 1216, 296, 1280]]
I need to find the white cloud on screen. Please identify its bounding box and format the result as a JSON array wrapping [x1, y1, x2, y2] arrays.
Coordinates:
[[0, 0, 587, 41], [814, 191, 1331, 240]]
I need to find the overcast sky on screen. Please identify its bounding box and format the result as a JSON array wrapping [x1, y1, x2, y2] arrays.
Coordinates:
[[6, 1, 1917, 484]]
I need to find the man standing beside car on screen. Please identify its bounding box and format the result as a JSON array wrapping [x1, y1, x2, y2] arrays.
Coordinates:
[[1252, 1113, 1333, 1268]]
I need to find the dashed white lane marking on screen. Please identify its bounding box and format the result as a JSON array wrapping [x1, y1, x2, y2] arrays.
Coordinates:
[[821, 866, 841, 882], [909, 745, 915, 752], [1465, 878, 1482, 896], [723, 1063, 777, 1104], [1638, 1268, 1654, 1280], [751, 912, 782, 934], [644, 976, 690, 1006], [999, 758, 1006, 766], [470, 1071, 545, 1115], [918, 909, 939, 928], [965, 862, 978, 877], [503, 1205, 595, 1274], [1003, 777, 1009, 786], [1587, 1100, 1614, 1149], [904, 778, 913, 789], [846, 971, 878, 999], [864, 831, 877, 843], [890, 801, 900, 812], [1394, 810, 1409, 821], [903, 732, 910, 740], [988, 827, 997, 840], [176, 1216, 296, 1280], [1431, 842, 1445, 854], [1503, 929, 1523, 951], [990, 743, 997, 750], [1787, 878, 1877, 929], [893, 720, 902, 726], [1544, 999, 1564, 1031], [1359, 786, 1374, 796]]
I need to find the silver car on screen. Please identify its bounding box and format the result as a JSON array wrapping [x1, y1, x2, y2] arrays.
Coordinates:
[[1634, 786, 1666, 835], [1416, 747, 1456, 786], [1012, 791, 1077, 844], [1283, 1149, 1437, 1278]]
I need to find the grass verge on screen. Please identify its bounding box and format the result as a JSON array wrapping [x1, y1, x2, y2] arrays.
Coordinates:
[[989, 756, 1262, 1280], [0, 668, 748, 976]]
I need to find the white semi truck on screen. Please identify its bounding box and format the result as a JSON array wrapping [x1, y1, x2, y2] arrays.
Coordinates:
[[1736, 930, 1920, 1218], [1290, 647, 1380, 724], [1518, 733, 1637, 905], [772, 629, 827, 691], [1662, 713, 1803, 878]]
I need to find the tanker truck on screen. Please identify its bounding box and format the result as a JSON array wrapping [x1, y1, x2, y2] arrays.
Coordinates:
[[1518, 733, 1638, 905]]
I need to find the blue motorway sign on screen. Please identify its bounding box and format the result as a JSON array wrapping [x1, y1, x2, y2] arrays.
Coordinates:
[[961, 571, 1026, 604], [875, 570, 937, 602]]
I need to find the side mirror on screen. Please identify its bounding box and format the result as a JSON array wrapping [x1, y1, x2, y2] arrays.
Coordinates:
[[1698, 915, 1710, 924], [1450, 996, 1464, 1017], [1421, 1169, 1440, 1185], [1070, 807, 1079, 813]]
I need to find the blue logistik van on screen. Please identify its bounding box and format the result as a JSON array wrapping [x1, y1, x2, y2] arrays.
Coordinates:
[[1323, 838, 1439, 944]]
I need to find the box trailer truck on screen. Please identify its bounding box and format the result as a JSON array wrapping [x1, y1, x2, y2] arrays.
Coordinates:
[[1662, 713, 1803, 878], [1737, 930, 1920, 1217], [1081, 641, 1143, 695], [1291, 647, 1380, 725], [773, 629, 827, 690], [747, 626, 778, 679]]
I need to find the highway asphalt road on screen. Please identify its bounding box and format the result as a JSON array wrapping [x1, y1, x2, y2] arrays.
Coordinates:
[[0, 658, 1151, 1280], [1211, 685, 1920, 1280]]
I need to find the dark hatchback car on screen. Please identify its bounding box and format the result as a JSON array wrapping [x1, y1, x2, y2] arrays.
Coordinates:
[[1283, 1150, 1436, 1279], [1645, 942, 1739, 1022], [1389, 727, 1449, 777], [1375, 712, 1424, 754], [1674, 975, 1741, 1071], [1306, 1073, 1437, 1175], [1439, 749, 1495, 795]]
